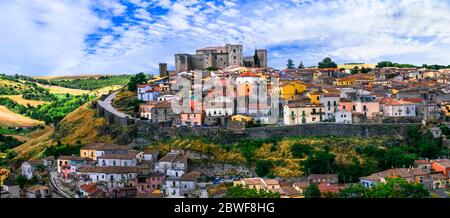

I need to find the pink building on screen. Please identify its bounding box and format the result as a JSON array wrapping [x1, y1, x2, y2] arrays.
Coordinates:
[[338, 98, 380, 118], [136, 172, 166, 194], [180, 112, 204, 127]]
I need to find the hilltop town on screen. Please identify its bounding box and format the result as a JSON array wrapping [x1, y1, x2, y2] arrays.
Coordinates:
[[1, 44, 449, 198]]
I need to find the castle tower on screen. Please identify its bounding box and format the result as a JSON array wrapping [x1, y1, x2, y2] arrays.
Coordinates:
[[225, 44, 243, 67], [256, 49, 268, 68], [159, 63, 168, 77]]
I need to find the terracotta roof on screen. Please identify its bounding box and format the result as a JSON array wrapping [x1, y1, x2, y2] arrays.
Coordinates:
[[263, 179, 279, 186], [239, 72, 260, 77], [402, 98, 424, 104], [360, 168, 428, 182], [380, 98, 415, 106], [153, 101, 172, 109], [180, 171, 201, 181], [242, 178, 263, 186], [98, 150, 141, 160], [317, 183, 342, 193], [308, 174, 338, 181], [77, 166, 141, 174], [432, 159, 450, 168], [26, 185, 49, 192], [159, 153, 187, 164], [79, 183, 99, 194], [81, 143, 130, 151], [58, 155, 89, 161], [414, 159, 430, 165]]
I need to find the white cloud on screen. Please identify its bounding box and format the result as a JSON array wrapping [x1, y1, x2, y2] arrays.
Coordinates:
[[1, 0, 450, 75]]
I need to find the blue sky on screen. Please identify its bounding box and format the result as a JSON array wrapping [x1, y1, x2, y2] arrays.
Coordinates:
[[1, 0, 450, 76]]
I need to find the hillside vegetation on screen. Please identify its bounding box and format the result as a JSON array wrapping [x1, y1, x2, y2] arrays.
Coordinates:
[[0, 106, 44, 127]]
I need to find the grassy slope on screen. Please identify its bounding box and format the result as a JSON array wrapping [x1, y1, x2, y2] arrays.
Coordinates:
[[148, 136, 389, 177], [36, 83, 90, 95], [0, 106, 45, 127], [0, 95, 47, 106]]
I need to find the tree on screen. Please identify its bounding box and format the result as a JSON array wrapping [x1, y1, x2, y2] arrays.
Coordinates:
[[253, 50, 261, 68], [255, 160, 273, 177], [304, 184, 321, 198], [339, 184, 368, 198], [302, 150, 336, 174], [290, 143, 312, 158], [287, 59, 295, 69], [360, 67, 371, 74], [350, 66, 359, 74], [367, 178, 430, 198], [298, 61, 305, 69], [225, 185, 280, 198], [417, 130, 441, 159], [318, 57, 337, 68], [127, 72, 148, 91]]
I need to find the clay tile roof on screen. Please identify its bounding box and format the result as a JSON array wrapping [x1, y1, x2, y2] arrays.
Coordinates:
[[263, 179, 279, 186], [239, 72, 260, 77], [77, 166, 141, 174], [154, 101, 172, 109], [58, 155, 89, 161], [318, 183, 342, 193], [98, 150, 141, 160], [402, 98, 424, 103], [79, 183, 99, 194], [243, 178, 263, 185], [308, 174, 338, 181], [180, 171, 201, 181], [26, 184, 49, 192]]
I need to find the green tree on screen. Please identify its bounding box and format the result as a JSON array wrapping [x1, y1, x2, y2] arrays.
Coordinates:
[[127, 72, 148, 91], [302, 150, 336, 174], [253, 50, 261, 68], [350, 66, 359, 74], [290, 143, 312, 158], [417, 130, 441, 159], [225, 185, 280, 198], [255, 160, 273, 177], [298, 61, 305, 69], [287, 59, 295, 69], [318, 57, 337, 68], [339, 184, 368, 198], [304, 184, 321, 198], [367, 178, 429, 198]]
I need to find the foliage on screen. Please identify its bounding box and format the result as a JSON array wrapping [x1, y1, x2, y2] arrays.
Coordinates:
[[253, 49, 261, 68], [338, 184, 368, 198], [0, 94, 93, 124], [127, 73, 149, 91], [304, 184, 321, 198], [43, 142, 83, 158], [1, 73, 131, 91], [376, 61, 416, 68], [224, 185, 280, 198], [287, 59, 295, 69], [298, 61, 304, 69], [440, 125, 450, 137], [318, 57, 337, 68], [206, 66, 218, 71], [290, 143, 312, 158], [4, 175, 39, 188], [302, 150, 336, 174], [340, 178, 429, 198], [255, 160, 273, 177], [0, 86, 20, 95], [0, 134, 23, 152]]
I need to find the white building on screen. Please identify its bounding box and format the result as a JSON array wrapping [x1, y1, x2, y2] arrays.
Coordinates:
[[335, 110, 352, 124], [21, 160, 44, 179], [137, 84, 160, 102], [163, 171, 200, 197], [380, 98, 416, 117], [77, 166, 140, 188], [143, 149, 159, 162], [320, 93, 340, 121], [97, 150, 143, 167], [204, 96, 234, 117], [154, 150, 187, 177]]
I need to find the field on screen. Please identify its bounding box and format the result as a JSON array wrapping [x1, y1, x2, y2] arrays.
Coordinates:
[[0, 106, 45, 127], [35, 74, 112, 80], [0, 95, 47, 106], [36, 83, 90, 95]]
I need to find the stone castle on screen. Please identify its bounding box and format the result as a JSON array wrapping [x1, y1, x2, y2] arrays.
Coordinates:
[[173, 44, 267, 72]]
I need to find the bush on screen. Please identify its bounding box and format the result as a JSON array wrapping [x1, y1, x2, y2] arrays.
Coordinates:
[[255, 160, 273, 177]]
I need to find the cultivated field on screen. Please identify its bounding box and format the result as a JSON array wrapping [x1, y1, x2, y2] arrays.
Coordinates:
[[0, 95, 47, 106], [0, 106, 45, 127], [36, 83, 90, 95]]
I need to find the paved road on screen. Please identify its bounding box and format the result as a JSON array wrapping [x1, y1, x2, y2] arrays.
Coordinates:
[[98, 91, 134, 119], [431, 189, 449, 198], [49, 169, 73, 198]]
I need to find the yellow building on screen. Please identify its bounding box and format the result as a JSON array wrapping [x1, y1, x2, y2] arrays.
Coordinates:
[[280, 81, 307, 100], [333, 77, 357, 86], [441, 102, 450, 118], [306, 90, 323, 104], [284, 100, 325, 125], [0, 168, 10, 186], [231, 114, 253, 123]]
